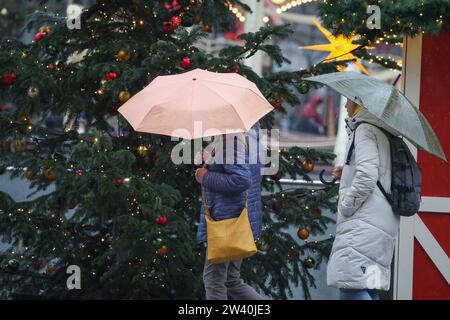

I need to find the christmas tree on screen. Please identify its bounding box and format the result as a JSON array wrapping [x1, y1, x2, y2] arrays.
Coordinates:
[[0, 0, 344, 299], [0, 0, 67, 38]]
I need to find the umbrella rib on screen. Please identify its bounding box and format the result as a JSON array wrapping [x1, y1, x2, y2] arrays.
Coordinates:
[[131, 79, 192, 130], [134, 82, 193, 132], [200, 80, 269, 114], [190, 77, 195, 139], [197, 82, 249, 132], [202, 78, 266, 100]]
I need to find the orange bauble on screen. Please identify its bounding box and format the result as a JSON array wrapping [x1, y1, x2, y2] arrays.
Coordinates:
[[297, 227, 310, 240], [270, 99, 282, 109], [117, 50, 130, 62], [202, 24, 211, 32], [157, 245, 169, 256], [193, 16, 202, 24], [19, 115, 30, 124], [44, 169, 56, 182], [301, 160, 314, 173], [25, 170, 35, 180]]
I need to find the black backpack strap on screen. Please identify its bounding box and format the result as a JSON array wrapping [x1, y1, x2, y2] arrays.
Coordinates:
[[345, 121, 369, 165], [376, 181, 393, 205], [345, 121, 394, 204], [345, 134, 356, 165]]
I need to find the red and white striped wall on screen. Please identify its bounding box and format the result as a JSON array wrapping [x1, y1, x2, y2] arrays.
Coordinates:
[[394, 32, 450, 300]]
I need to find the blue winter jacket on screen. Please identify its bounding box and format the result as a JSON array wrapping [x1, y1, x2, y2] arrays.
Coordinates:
[[197, 123, 263, 243]]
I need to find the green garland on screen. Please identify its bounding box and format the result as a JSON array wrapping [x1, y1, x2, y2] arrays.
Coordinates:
[[315, 0, 448, 70], [318, 0, 449, 41]]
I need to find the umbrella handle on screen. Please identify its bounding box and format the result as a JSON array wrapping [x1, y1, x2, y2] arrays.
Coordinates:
[[392, 74, 401, 86], [319, 169, 337, 186]]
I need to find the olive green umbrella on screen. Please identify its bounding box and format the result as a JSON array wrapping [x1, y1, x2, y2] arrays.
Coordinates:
[[305, 71, 446, 161]]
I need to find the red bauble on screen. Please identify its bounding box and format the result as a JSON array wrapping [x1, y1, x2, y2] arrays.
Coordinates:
[[2, 72, 16, 85], [271, 200, 283, 213], [143, 212, 152, 218], [105, 72, 118, 81], [163, 21, 174, 33], [155, 215, 168, 226], [165, 0, 180, 11], [34, 32, 46, 42], [226, 66, 240, 73], [288, 251, 300, 259], [32, 259, 43, 270], [170, 16, 182, 28], [110, 103, 119, 115], [172, 0, 181, 10], [114, 178, 124, 188], [271, 173, 282, 181], [311, 208, 322, 217], [2, 75, 13, 85], [180, 57, 192, 69], [75, 170, 84, 177]]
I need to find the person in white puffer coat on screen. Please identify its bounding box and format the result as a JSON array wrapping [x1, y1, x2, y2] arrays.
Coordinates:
[[327, 100, 400, 300]]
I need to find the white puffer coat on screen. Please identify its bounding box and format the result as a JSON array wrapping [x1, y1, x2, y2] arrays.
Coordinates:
[[327, 109, 400, 291]]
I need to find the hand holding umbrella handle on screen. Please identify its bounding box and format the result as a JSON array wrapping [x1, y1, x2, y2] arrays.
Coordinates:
[[319, 169, 337, 186]]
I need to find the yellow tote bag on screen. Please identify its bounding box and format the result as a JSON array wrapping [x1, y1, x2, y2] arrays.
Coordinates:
[[203, 189, 257, 264]]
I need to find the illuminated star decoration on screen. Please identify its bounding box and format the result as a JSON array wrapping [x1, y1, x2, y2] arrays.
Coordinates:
[[302, 20, 368, 74]]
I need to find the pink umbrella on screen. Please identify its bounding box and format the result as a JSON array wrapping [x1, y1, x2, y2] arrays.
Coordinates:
[[118, 68, 273, 140]]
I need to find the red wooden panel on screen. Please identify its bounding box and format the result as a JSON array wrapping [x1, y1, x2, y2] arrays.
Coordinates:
[[413, 213, 449, 300], [417, 31, 450, 197], [418, 213, 450, 255], [413, 240, 450, 300]]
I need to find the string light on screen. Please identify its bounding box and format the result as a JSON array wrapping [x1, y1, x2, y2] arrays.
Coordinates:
[[225, 1, 246, 22], [275, 0, 317, 14]]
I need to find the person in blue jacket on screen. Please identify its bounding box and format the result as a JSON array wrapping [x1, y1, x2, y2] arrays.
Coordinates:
[[195, 123, 264, 300]]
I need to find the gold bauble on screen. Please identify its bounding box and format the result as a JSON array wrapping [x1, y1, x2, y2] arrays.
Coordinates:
[[28, 86, 39, 98], [119, 91, 131, 103], [39, 26, 51, 34], [10, 139, 27, 153], [137, 145, 149, 157]]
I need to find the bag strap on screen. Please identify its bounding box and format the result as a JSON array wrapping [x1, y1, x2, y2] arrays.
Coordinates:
[[376, 181, 393, 205], [202, 188, 248, 219], [345, 121, 382, 164], [345, 121, 393, 203], [202, 133, 249, 219], [345, 121, 366, 165]]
